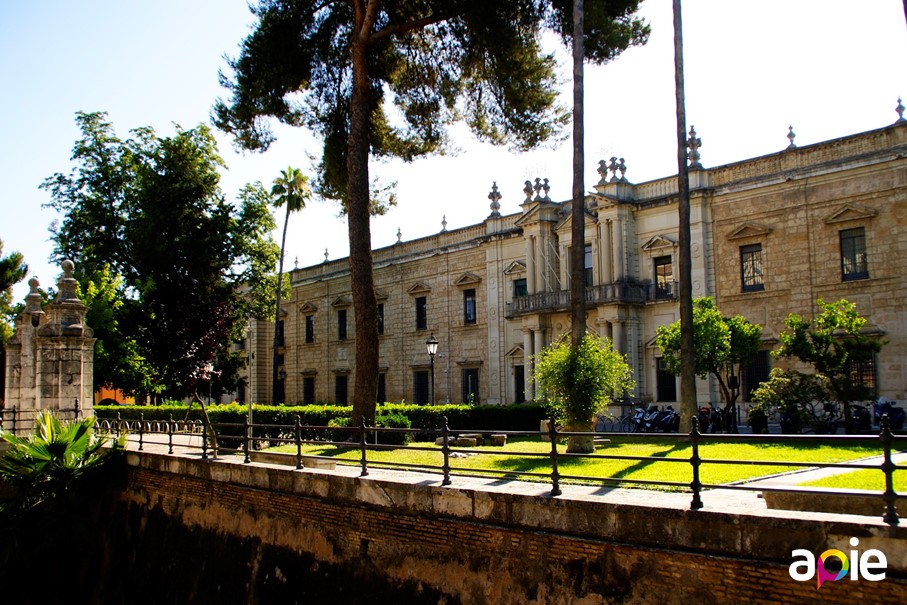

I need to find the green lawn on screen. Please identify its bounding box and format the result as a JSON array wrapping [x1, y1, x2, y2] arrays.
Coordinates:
[[799, 468, 907, 492], [268, 436, 884, 490]]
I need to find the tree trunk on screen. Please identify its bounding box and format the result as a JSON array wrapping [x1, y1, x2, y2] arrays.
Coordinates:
[[271, 204, 290, 404], [348, 5, 379, 425], [673, 0, 697, 431], [569, 0, 586, 349], [565, 418, 595, 454]]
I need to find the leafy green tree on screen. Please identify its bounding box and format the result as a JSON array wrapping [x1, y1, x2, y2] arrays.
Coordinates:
[[215, 0, 648, 423], [42, 112, 280, 400], [751, 368, 836, 434], [533, 333, 634, 452], [775, 298, 883, 433], [656, 297, 762, 431], [270, 167, 312, 403], [0, 239, 28, 344]]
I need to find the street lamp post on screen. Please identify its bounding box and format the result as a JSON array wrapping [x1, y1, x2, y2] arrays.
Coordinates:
[[426, 333, 439, 405]]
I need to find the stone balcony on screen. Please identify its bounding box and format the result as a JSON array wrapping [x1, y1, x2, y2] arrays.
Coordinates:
[[506, 281, 673, 318]]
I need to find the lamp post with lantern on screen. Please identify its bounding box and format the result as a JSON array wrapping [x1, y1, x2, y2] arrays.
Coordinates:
[[426, 333, 439, 405]]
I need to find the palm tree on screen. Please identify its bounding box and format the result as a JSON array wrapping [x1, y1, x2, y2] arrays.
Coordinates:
[[673, 0, 698, 431], [270, 167, 311, 403]]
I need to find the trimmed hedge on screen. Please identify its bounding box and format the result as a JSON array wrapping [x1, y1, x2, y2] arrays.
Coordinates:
[[94, 402, 549, 443]]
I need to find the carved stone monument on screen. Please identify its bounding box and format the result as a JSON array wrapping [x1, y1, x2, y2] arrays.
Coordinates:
[[2, 260, 96, 434]]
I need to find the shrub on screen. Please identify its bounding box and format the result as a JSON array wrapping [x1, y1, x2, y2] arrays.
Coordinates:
[[375, 413, 412, 446]]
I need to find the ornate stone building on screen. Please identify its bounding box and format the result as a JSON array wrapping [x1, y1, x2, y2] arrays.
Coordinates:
[[242, 120, 907, 409]]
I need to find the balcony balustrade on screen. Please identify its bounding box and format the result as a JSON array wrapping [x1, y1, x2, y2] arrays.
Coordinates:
[[506, 281, 673, 317]]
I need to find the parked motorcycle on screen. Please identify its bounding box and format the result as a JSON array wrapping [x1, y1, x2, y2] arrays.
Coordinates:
[[698, 405, 723, 434], [645, 405, 679, 433], [873, 398, 905, 432], [847, 402, 873, 433]]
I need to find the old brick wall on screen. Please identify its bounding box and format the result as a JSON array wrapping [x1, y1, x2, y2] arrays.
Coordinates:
[[97, 452, 907, 604]]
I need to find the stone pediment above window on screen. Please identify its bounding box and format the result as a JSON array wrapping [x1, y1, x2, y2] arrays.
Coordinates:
[[454, 272, 482, 287], [824, 204, 877, 225], [331, 296, 351, 308], [505, 344, 524, 357], [727, 223, 772, 240], [299, 301, 318, 313], [375, 289, 388, 302], [641, 235, 677, 253], [407, 281, 432, 295], [503, 260, 526, 275]]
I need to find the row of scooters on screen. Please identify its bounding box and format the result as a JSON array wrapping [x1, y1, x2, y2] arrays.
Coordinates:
[[627, 404, 681, 433]]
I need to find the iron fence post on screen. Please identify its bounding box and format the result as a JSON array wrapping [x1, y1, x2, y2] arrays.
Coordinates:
[[243, 407, 251, 463], [548, 418, 561, 496], [441, 416, 451, 486], [11, 405, 16, 435], [200, 414, 208, 460], [138, 412, 145, 452], [116, 412, 122, 441], [690, 415, 703, 510], [880, 415, 899, 525], [167, 414, 174, 454], [295, 415, 304, 470], [359, 416, 369, 477]]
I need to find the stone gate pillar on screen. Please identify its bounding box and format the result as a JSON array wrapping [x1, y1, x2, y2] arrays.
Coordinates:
[[2, 260, 96, 434]]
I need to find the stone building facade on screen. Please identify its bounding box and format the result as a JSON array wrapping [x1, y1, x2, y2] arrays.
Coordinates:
[[242, 121, 907, 408]]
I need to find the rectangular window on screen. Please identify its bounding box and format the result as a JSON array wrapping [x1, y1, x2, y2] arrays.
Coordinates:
[[377, 303, 384, 335], [415, 296, 427, 330], [303, 376, 316, 405], [513, 365, 525, 404], [741, 350, 771, 402], [513, 278, 528, 298], [462, 368, 480, 404], [276, 320, 285, 347], [656, 358, 677, 402], [377, 373, 386, 403], [740, 244, 765, 292], [654, 256, 674, 299], [584, 244, 594, 287], [463, 288, 477, 325], [848, 356, 877, 398], [337, 309, 347, 340], [413, 370, 430, 405], [840, 227, 868, 281], [305, 315, 315, 343], [334, 375, 348, 405]]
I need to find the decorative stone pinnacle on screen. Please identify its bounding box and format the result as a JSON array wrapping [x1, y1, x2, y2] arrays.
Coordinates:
[[533, 177, 543, 202], [897, 97, 905, 123], [608, 157, 620, 183], [324, 248, 329, 262], [618, 159, 627, 183], [542, 178, 551, 201], [687, 126, 703, 170], [441, 215, 448, 232], [787, 125, 797, 149], [488, 182, 502, 217], [396, 228, 402, 244], [294, 256, 299, 269], [25, 277, 44, 322], [597, 159, 609, 185], [56, 259, 79, 302], [523, 180, 533, 203]]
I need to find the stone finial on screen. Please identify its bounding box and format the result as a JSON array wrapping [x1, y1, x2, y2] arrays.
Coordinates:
[[896, 97, 905, 123], [324, 248, 329, 262], [396, 228, 403, 244], [787, 125, 797, 149], [617, 159, 627, 183], [597, 160, 609, 185], [532, 177, 543, 202], [488, 182, 502, 217], [523, 180, 533, 203], [55, 260, 79, 303], [294, 256, 299, 269], [608, 157, 620, 182], [24, 277, 44, 326], [687, 126, 703, 170], [441, 215, 448, 232], [541, 178, 551, 201]]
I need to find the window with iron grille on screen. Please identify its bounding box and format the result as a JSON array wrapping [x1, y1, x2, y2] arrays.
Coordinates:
[[462, 368, 480, 404], [303, 376, 316, 405], [740, 244, 764, 292], [413, 370, 429, 404], [335, 374, 348, 405], [741, 350, 771, 402], [305, 314, 315, 343], [654, 256, 673, 299], [584, 244, 593, 287], [848, 355, 877, 398], [463, 289, 476, 325], [415, 296, 427, 330], [337, 309, 347, 340], [840, 227, 868, 281]]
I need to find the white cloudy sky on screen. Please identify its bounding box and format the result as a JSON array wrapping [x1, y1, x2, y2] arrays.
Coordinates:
[[2, 1, 905, 301]]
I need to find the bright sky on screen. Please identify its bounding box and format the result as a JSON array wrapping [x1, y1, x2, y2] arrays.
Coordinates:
[[2, 1, 905, 302]]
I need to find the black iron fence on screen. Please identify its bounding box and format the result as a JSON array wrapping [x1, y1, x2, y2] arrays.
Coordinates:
[[0, 401, 84, 434], [96, 410, 907, 526]]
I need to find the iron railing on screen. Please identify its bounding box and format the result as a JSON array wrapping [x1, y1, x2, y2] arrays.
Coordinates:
[[0, 401, 84, 434], [97, 411, 907, 526]]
